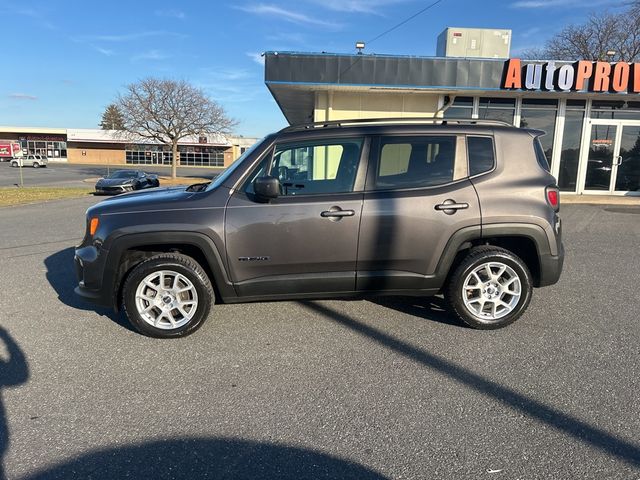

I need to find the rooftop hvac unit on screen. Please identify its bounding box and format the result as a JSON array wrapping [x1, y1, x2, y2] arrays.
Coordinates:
[[436, 27, 511, 59]]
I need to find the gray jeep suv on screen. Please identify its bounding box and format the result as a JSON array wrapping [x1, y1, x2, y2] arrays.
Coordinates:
[[74, 118, 564, 338]]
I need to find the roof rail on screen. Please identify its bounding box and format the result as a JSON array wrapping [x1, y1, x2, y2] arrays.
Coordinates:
[[279, 117, 513, 133]]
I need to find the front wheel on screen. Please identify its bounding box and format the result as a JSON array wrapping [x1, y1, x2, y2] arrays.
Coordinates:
[[122, 253, 214, 338], [32, 162, 40, 168], [445, 247, 533, 330]]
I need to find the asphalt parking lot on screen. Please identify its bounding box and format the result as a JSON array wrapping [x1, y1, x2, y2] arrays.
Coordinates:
[[0, 197, 639, 479], [0, 162, 221, 188]]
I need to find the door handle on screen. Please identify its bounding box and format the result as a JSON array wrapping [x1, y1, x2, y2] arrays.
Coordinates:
[[435, 199, 469, 215], [615, 155, 623, 166], [321, 209, 355, 218]]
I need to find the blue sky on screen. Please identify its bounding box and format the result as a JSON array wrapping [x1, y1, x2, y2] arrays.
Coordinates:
[[0, 0, 630, 137]]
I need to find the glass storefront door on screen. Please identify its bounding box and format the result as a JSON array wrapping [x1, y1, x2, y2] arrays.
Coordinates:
[[582, 121, 640, 195], [614, 126, 640, 193], [584, 124, 617, 191]]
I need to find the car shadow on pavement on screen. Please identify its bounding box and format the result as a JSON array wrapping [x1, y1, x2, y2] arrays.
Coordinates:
[[370, 296, 466, 328], [300, 301, 640, 469], [43, 247, 135, 333], [0, 327, 29, 480], [20, 437, 387, 480]]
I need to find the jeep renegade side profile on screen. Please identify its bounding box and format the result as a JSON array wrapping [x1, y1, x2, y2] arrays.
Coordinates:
[[74, 119, 564, 338]]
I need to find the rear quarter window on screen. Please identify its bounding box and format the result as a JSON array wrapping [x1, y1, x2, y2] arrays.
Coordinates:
[[467, 136, 495, 176], [533, 137, 551, 172]]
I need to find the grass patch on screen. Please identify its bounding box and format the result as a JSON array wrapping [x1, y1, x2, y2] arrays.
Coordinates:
[[157, 176, 211, 185], [0, 187, 93, 207]]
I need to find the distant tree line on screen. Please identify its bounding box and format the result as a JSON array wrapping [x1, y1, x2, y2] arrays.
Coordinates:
[[522, 1, 640, 61]]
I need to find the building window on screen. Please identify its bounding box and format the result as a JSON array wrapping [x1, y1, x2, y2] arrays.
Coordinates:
[[125, 145, 172, 165], [558, 101, 586, 192], [443, 96, 474, 119], [20, 139, 66, 158], [477, 98, 516, 124], [178, 146, 225, 167], [520, 99, 558, 166], [591, 100, 640, 120], [125, 145, 226, 167]]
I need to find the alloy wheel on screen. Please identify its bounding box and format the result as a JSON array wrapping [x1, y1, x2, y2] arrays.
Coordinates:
[[462, 261, 521, 322], [134, 270, 199, 330]]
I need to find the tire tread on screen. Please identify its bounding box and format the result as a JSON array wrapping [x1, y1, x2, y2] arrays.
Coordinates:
[[445, 246, 533, 330], [122, 253, 214, 338]]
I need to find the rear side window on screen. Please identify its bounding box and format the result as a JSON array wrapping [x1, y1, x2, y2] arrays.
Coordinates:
[[374, 136, 455, 190], [534, 137, 551, 172], [467, 136, 495, 176]]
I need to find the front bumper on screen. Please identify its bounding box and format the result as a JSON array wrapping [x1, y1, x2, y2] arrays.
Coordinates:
[[95, 185, 134, 195], [74, 245, 114, 308]]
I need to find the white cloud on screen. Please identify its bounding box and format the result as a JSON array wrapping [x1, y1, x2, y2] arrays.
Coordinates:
[[79, 31, 185, 42], [155, 9, 186, 20], [311, 0, 412, 14], [8, 93, 37, 101], [237, 4, 342, 28], [0, 5, 57, 29], [512, 0, 619, 8], [93, 46, 115, 56], [246, 52, 265, 66], [131, 50, 171, 62]]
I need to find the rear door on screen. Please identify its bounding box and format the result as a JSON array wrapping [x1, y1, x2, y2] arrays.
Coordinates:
[[225, 135, 368, 297], [356, 133, 482, 292]]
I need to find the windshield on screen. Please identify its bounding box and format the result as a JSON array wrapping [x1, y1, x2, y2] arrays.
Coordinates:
[[206, 136, 270, 191], [109, 170, 138, 179]]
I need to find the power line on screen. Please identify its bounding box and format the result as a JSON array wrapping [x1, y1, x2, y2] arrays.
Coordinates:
[[367, 0, 446, 45]]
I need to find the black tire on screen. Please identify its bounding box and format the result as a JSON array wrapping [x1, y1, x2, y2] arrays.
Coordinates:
[[445, 246, 533, 330], [122, 253, 214, 338], [10, 161, 18, 168], [32, 162, 40, 168]]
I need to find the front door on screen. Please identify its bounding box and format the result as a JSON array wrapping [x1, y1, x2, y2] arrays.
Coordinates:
[[225, 136, 367, 297], [583, 121, 640, 195]]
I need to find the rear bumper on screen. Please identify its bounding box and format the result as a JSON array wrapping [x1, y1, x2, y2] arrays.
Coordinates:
[[538, 242, 564, 287]]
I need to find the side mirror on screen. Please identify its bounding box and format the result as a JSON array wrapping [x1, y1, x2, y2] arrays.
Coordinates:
[[253, 176, 280, 200]]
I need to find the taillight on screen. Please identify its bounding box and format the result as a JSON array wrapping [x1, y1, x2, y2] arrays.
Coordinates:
[[546, 186, 559, 212]]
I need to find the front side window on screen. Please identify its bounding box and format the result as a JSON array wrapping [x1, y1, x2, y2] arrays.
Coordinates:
[[373, 136, 456, 190], [267, 138, 364, 196]]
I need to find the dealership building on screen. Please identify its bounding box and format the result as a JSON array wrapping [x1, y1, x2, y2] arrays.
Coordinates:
[[264, 28, 640, 196], [0, 126, 257, 168]]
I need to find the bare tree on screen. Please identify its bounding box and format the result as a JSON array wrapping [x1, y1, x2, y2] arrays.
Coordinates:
[[99, 104, 125, 130], [522, 2, 640, 61], [115, 78, 236, 178]]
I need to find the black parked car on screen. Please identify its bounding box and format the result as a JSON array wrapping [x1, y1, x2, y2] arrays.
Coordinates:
[[95, 170, 159, 195]]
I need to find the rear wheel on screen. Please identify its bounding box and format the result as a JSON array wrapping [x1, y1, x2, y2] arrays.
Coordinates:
[[10, 161, 18, 167], [122, 253, 214, 338], [445, 247, 533, 329]]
